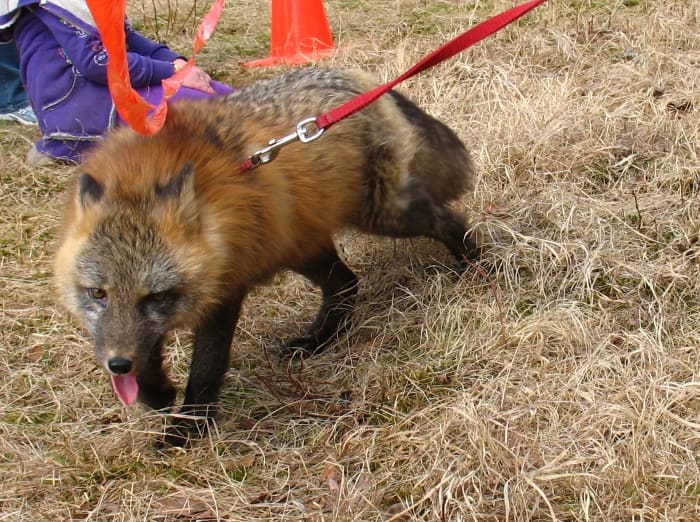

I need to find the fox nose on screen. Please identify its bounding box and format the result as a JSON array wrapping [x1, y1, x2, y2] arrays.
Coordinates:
[[107, 357, 133, 375]]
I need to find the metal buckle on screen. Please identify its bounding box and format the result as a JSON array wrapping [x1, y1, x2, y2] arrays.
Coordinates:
[[247, 117, 325, 169], [296, 116, 325, 143]]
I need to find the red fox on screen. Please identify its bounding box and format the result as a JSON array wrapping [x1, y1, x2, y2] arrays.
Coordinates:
[[54, 68, 479, 446]]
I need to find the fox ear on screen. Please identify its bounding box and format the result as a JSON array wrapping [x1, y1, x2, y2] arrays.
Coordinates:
[[156, 161, 199, 228], [157, 161, 194, 200], [77, 173, 104, 209]]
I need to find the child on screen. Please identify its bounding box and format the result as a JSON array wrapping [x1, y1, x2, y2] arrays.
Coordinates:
[[1, 1, 234, 165], [0, 32, 36, 126]]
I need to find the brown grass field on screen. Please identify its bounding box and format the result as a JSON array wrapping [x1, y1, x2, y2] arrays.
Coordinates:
[[0, 0, 698, 520]]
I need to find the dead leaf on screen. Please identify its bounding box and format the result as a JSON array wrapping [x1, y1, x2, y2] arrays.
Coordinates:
[[383, 502, 412, 521], [223, 454, 256, 471], [322, 464, 341, 491], [194, 509, 218, 521], [155, 494, 210, 518], [320, 466, 373, 516], [435, 372, 452, 385], [483, 201, 509, 217], [347, 471, 372, 496], [27, 345, 43, 362]]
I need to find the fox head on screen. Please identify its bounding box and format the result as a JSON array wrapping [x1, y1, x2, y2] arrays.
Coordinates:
[[55, 159, 226, 403]]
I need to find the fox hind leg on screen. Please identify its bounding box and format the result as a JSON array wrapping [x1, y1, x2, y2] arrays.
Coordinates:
[[429, 203, 481, 269], [367, 181, 480, 270], [282, 246, 359, 357]]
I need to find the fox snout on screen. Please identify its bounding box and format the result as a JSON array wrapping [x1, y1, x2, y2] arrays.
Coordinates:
[[100, 349, 141, 406], [106, 356, 133, 375], [97, 338, 151, 375]]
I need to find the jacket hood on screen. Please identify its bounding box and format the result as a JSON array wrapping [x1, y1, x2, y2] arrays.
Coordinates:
[[1, 1, 97, 32]]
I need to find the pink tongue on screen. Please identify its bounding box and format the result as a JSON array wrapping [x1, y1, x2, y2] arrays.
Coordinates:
[[110, 374, 139, 405]]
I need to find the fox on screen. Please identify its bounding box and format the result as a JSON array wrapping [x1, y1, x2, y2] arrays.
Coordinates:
[[54, 68, 480, 446]]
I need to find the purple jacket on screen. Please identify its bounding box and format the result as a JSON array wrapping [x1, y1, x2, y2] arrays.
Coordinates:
[[10, 5, 184, 161]]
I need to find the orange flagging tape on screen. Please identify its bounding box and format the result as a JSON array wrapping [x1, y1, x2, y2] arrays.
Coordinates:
[[85, 0, 224, 135]]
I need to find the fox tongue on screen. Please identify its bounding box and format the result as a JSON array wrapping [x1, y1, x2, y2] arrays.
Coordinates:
[[110, 374, 138, 405]]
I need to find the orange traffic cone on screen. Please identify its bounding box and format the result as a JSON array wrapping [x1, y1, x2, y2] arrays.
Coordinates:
[[244, 0, 334, 67]]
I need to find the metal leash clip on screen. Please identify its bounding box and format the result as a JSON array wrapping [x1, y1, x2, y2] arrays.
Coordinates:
[[248, 117, 325, 169]]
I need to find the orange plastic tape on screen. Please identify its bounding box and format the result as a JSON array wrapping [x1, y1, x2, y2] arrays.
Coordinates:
[[85, 0, 224, 135]]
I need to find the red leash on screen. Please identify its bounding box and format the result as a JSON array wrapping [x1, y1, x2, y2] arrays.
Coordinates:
[[244, 0, 549, 171]]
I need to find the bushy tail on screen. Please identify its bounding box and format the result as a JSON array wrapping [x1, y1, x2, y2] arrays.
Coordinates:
[[388, 90, 475, 205]]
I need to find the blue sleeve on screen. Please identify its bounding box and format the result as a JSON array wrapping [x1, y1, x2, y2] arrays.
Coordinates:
[[34, 9, 178, 87]]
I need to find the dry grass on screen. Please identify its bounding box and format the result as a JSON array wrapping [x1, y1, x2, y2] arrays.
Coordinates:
[[1, 0, 698, 520]]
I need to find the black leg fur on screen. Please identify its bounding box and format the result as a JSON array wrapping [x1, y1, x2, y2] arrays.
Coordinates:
[[282, 247, 358, 357], [365, 184, 480, 270], [161, 292, 245, 447], [137, 341, 176, 411], [432, 205, 481, 270]]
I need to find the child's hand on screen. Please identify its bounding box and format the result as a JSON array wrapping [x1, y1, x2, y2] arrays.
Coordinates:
[[174, 59, 215, 94]]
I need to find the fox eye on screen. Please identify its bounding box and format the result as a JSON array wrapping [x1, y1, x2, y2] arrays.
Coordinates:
[[143, 290, 178, 306], [141, 290, 178, 315], [87, 288, 107, 300], [148, 291, 168, 302]]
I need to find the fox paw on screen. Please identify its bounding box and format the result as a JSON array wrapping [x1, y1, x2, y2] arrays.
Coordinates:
[[156, 416, 210, 449], [138, 384, 177, 411], [279, 334, 329, 358], [156, 428, 191, 450]]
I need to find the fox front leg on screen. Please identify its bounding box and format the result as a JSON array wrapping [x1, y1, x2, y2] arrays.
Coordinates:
[[137, 340, 176, 411], [282, 246, 358, 356], [160, 292, 245, 448]]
